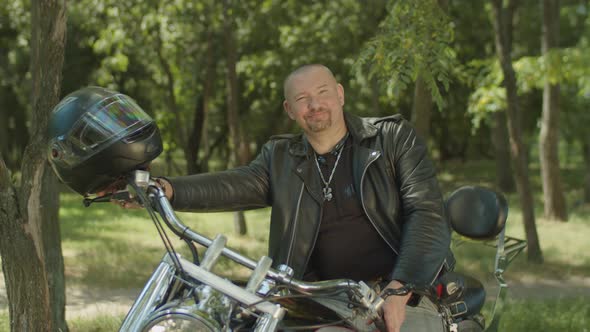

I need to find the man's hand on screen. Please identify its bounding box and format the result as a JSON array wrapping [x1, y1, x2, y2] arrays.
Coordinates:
[[381, 280, 411, 332], [96, 177, 173, 209], [96, 180, 141, 209], [153, 177, 174, 201]]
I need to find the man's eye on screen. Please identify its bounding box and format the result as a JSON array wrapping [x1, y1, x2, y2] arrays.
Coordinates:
[[319, 90, 328, 94]]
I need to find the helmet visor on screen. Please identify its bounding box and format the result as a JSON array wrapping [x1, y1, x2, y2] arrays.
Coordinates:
[[50, 94, 153, 168]]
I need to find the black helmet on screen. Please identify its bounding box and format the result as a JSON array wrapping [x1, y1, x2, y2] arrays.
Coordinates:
[[47, 86, 163, 196]]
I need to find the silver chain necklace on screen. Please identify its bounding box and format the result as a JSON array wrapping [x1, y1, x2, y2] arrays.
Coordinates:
[[314, 145, 344, 202]]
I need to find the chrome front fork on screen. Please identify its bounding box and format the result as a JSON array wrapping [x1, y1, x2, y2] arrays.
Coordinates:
[[119, 254, 178, 332], [119, 249, 286, 332]]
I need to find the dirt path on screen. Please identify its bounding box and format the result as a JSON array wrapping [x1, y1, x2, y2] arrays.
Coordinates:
[[2, 272, 590, 320], [484, 275, 590, 300]]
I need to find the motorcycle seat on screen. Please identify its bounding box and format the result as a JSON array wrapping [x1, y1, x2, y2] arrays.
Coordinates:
[[445, 186, 508, 240], [437, 271, 486, 319]]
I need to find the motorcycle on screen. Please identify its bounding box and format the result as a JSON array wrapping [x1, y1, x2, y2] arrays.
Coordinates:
[[84, 170, 526, 332]]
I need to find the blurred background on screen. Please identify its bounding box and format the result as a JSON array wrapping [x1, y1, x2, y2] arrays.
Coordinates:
[[1, 0, 589, 331]]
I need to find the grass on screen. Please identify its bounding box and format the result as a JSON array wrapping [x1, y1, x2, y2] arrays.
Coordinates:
[[497, 297, 590, 332], [59, 192, 271, 288], [438, 159, 590, 281], [67, 314, 125, 332], [3, 297, 588, 332], [0, 312, 6, 332]]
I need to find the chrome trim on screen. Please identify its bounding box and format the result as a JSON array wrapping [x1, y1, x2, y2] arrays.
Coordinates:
[[486, 229, 527, 332], [151, 187, 260, 271], [253, 313, 282, 332], [247, 256, 273, 293], [119, 254, 178, 332], [177, 256, 285, 319], [142, 307, 220, 332], [150, 184, 371, 296], [200, 234, 227, 271]]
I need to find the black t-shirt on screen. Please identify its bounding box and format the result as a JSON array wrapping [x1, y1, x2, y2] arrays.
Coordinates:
[[307, 136, 396, 282]]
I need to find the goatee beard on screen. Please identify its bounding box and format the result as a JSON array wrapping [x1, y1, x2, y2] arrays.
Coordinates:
[[308, 119, 332, 132], [306, 110, 331, 132]]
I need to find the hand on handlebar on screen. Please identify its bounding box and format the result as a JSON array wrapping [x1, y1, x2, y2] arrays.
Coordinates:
[[95, 177, 173, 209], [153, 177, 174, 201], [379, 280, 412, 332], [96, 180, 142, 209]]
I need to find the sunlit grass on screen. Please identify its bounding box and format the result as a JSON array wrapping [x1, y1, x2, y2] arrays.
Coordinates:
[[54, 298, 588, 332], [67, 313, 125, 332], [438, 159, 590, 281], [60, 192, 270, 288], [0, 311, 7, 332], [497, 297, 590, 332]]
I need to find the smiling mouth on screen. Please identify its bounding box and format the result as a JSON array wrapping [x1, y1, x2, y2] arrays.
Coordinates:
[[306, 110, 328, 120]]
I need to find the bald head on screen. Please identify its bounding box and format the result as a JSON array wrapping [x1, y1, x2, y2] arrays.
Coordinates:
[[283, 64, 337, 100]]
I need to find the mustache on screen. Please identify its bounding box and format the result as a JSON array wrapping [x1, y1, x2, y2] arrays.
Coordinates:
[[306, 108, 328, 115]]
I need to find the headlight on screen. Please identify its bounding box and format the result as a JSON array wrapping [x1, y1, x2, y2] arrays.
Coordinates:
[[142, 307, 220, 332]]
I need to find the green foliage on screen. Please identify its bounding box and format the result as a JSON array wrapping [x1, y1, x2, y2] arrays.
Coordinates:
[[355, 0, 458, 109], [2, 0, 589, 170], [464, 1, 590, 138], [465, 59, 505, 131], [467, 45, 590, 134], [0, 0, 30, 110]]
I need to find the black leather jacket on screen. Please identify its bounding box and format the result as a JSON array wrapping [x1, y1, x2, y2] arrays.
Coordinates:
[[169, 113, 453, 285]]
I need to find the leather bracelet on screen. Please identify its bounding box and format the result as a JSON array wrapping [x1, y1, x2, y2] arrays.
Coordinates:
[[380, 286, 413, 300]]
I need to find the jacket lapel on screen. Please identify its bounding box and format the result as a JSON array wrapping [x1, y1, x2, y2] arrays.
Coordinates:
[[288, 136, 324, 204]]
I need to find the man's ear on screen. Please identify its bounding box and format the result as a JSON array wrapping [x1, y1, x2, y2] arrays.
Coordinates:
[[337, 83, 345, 106], [283, 100, 295, 120]]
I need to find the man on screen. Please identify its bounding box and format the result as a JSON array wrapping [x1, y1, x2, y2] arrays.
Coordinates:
[[156, 64, 452, 331]]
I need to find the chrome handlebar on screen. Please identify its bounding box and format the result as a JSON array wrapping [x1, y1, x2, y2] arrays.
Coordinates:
[[145, 179, 375, 298]]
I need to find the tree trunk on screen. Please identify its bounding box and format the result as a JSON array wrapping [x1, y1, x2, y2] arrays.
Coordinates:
[[410, 0, 447, 142], [0, 0, 67, 331], [0, 86, 28, 172], [584, 141, 590, 204], [154, 15, 190, 172], [187, 94, 205, 174], [224, 0, 249, 235], [491, 110, 515, 193], [411, 76, 433, 141], [0, 93, 9, 167], [187, 29, 216, 174], [490, 0, 543, 263], [539, 0, 567, 221]]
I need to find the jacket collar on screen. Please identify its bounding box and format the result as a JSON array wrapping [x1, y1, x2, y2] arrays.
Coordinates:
[[287, 112, 378, 157], [344, 112, 379, 142]]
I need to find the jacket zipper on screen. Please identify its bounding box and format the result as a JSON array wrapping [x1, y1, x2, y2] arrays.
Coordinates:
[[301, 205, 322, 276], [360, 151, 400, 257], [286, 182, 306, 265], [362, 151, 448, 284]]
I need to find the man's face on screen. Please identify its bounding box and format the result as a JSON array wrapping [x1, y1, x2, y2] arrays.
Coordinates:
[[283, 67, 345, 134]]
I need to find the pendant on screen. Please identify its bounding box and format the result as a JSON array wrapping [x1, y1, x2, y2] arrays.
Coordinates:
[[323, 186, 333, 201]]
